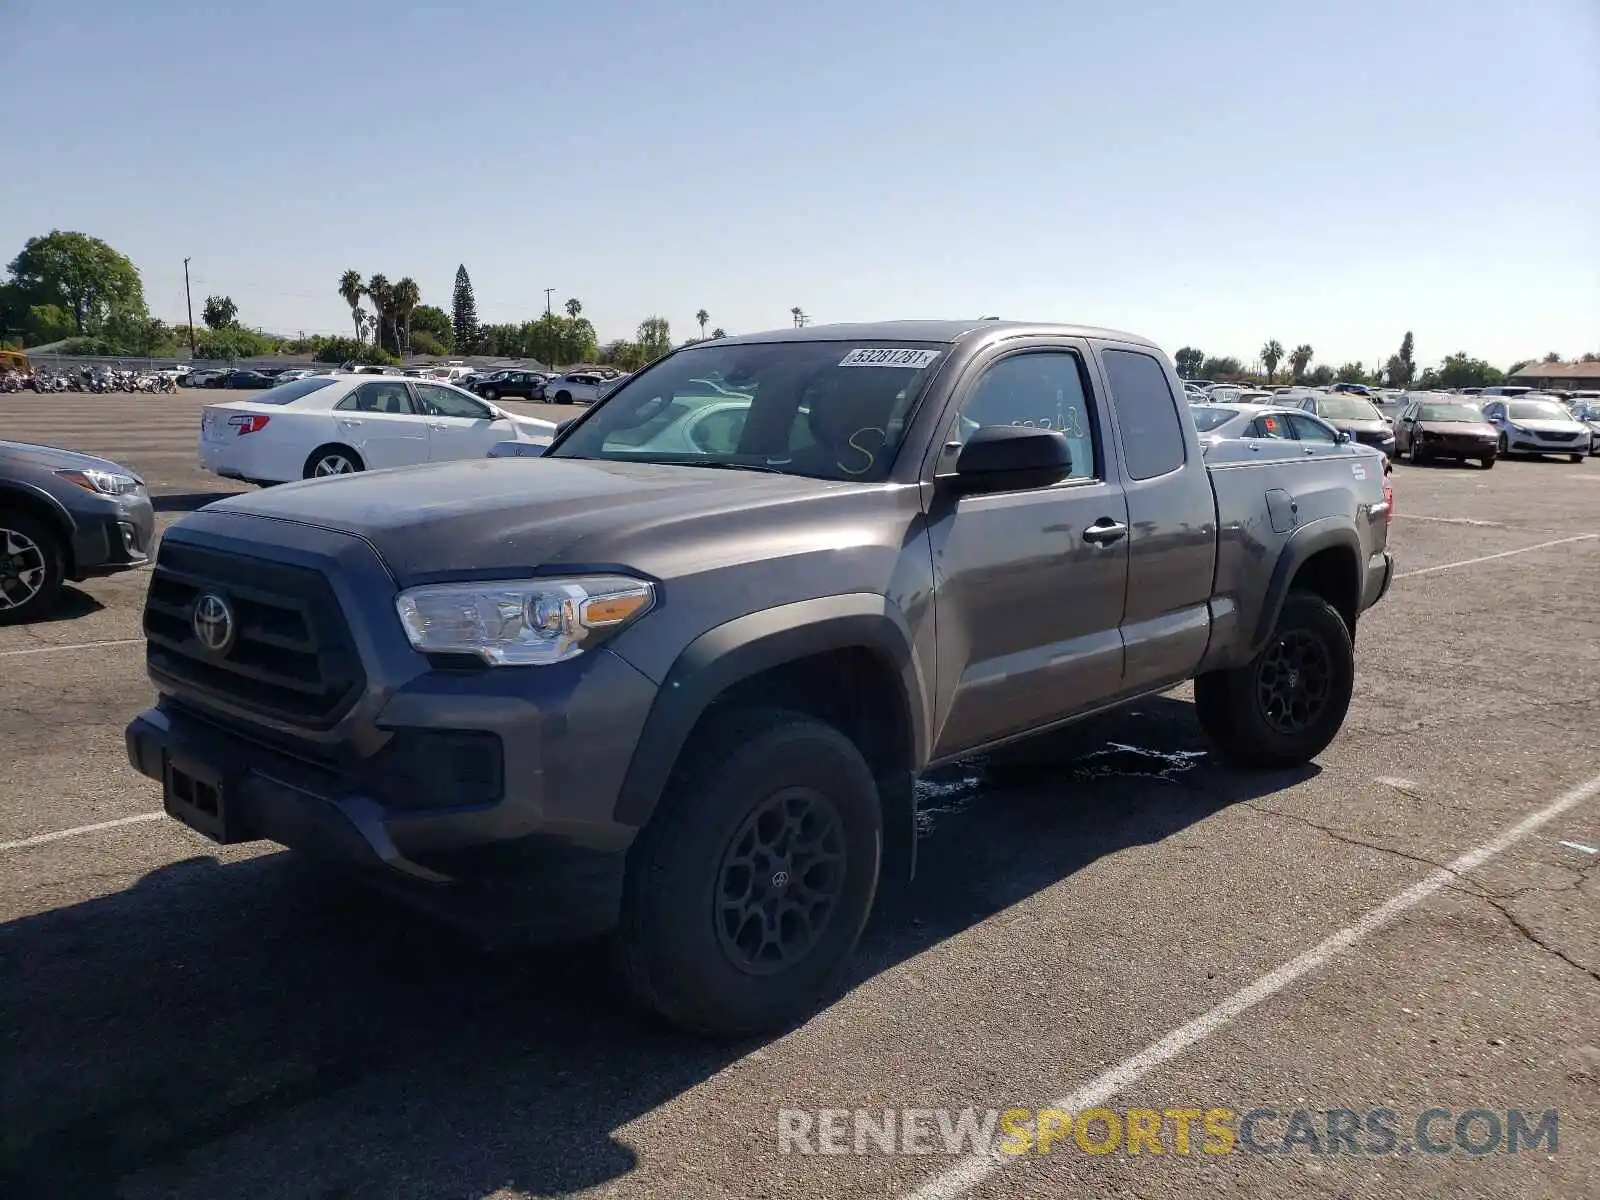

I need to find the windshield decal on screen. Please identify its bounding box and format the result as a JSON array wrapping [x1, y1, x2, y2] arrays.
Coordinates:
[[838, 348, 942, 369]]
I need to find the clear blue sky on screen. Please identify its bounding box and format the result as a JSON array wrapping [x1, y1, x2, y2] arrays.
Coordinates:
[[3, 0, 1596, 369]]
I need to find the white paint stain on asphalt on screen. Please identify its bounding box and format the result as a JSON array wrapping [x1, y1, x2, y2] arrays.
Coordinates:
[[1559, 840, 1598, 855], [0, 638, 143, 658], [1375, 776, 1421, 790], [1394, 514, 1503, 527], [1395, 533, 1599, 579], [0, 811, 165, 853], [901, 769, 1600, 1200]]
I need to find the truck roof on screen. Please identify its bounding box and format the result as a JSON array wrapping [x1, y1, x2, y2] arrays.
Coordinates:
[[712, 319, 1161, 351]]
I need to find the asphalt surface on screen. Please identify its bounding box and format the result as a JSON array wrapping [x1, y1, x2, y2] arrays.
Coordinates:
[[2, 391, 1597, 1199]]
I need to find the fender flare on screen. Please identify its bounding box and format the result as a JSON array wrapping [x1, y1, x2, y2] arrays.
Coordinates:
[[613, 593, 930, 835], [1250, 520, 1363, 653]]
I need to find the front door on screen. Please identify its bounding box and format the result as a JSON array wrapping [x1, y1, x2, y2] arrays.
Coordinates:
[[926, 346, 1129, 758], [412, 383, 515, 461]]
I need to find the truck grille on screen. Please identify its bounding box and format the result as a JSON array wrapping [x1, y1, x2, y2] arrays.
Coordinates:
[[143, 542, 365, 728]]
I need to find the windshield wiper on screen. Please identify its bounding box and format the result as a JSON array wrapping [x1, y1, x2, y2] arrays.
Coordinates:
[[672, 459, 786, 474]]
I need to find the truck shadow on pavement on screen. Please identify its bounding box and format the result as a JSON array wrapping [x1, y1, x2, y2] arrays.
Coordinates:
[[0, 696, 1315, 1199]]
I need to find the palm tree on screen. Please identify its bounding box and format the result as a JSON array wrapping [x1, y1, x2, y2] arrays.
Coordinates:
[[1260, 339, 1284, 383], [565, 297, 582, 319], [393, 277, 421, 355], [695, 309, 710, 340], [366, 274, 393, 353], [791, 306, 803, 328], [338, 270, 364, 342], [1289, 344, 1314, 382]]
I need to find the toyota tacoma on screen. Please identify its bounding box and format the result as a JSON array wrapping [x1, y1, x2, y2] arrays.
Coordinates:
[[126, 320, 1394, 1034]]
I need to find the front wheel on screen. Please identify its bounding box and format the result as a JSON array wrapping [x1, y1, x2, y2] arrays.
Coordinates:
[[555, 390, 573, 404], [303, 445, 364, 479], [616, 708, 883, 1036], [1194, 592, 1355, 768], [0, 511, 66, 626], [1498, 433, 1509, 457], [1479, 454, 1496, 469], [1571, 454, 1585, 464]]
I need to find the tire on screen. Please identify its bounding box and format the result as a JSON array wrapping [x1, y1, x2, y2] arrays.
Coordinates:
[[1411, 443, 1427, 464], [1479, 454, 1496, 469], [482, 388, 497, 402], [303, 445, 364, 479], [1497, 433, 1509, 457], [1193, 591, 1355, 769], [616, 707, 883, 1036], [1571, 454, 1584, 464], [0, 510, 66, 626], [556, 390, 573, 404]]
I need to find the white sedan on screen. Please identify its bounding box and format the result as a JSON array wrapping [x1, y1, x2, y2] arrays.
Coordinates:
[[198, 374, 556, 484]]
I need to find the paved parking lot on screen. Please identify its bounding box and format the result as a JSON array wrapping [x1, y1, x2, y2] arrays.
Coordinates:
[[2, 392, 1597, 1199]]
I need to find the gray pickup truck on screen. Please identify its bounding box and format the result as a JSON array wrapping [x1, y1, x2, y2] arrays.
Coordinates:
[[127, 320, 1393, 1034]]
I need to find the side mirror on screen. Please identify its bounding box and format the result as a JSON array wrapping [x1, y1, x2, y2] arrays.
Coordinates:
[[1334, 429, 1352, 444], [555, 417, 577, 434], [946, 425, 1073, 495]]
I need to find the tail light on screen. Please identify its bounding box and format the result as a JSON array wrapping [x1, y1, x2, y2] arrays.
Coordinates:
[[228, 414, 271, 435]]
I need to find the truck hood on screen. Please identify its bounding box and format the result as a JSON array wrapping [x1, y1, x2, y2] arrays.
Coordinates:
[[0, 438, 143, 480], [203, 457, 856, 582]]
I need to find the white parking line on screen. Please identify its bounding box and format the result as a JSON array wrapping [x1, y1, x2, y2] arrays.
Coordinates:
[[902, 769, 1600, 1200], [0, 811, 164, 853], [0, 638, 143, 658], [1395, 533, 1599, 579]]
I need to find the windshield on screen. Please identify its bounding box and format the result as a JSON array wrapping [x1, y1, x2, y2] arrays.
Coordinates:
[[1318, 396, 1384, 420], [1190, 406, 1238, 432], [1507, 399, 1574, 421], [1417, 403, 1486, 422], [548, 340, 946, 480], [255, 376, 339, 405]]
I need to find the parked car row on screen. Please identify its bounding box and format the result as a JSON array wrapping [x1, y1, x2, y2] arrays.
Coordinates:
[[468, 366, 627, 404]]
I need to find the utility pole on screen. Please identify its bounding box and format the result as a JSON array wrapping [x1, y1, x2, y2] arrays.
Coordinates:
[[183, 258, 197, 358], [543, 288, 555, 317]]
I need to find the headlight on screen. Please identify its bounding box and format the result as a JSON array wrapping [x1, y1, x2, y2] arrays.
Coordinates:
[[395, 575, 655, 665], [56, 468, 142, 496]]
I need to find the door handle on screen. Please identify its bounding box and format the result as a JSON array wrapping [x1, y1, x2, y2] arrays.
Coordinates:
[[339, 418, 363, 427], [428, 422, 448, 431], [1081, 519, 1128, 546]]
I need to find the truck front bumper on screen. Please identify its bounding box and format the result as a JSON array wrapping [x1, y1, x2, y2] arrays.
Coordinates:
[[125, 646, 660, 941]]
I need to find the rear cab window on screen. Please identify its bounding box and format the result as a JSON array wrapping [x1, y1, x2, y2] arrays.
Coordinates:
[[1100, 349, 1187, 479]]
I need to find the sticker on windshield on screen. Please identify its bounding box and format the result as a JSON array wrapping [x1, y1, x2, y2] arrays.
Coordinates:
[[838, 348, 942, 369], [1352, 464, 1367, 480]]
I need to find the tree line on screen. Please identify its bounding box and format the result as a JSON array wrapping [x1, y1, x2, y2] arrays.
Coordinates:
[[3, 230, 1593, 382]]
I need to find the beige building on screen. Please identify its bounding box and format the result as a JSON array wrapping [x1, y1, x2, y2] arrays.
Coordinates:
[[1507, 360, 1600, 390]]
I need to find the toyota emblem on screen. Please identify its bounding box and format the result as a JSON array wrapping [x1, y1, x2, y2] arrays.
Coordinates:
[[770, 870, 790, 890], [192, 592, 236, 653]]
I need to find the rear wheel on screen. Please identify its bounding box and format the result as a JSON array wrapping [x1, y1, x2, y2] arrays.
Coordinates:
[[1411, 441, 1428, 464], [556, 390, 573, 404], [1194, 592, 1355, 768], [1498, 433, 1509, 457], [0, 511, 65, 626], [616, 708, 882, 1036], [482, 388, 497, 402], [303, 445, 364, 479]]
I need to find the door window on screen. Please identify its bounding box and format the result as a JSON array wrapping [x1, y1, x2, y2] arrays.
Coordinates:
[[1250, 413, 1291, 439], [414, 384, 491, 419], [1100, 349, 1187, 480], [1286, 413, 1338, 443], [338, 382, 414, 414], [938, 350, 1097, 479]]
